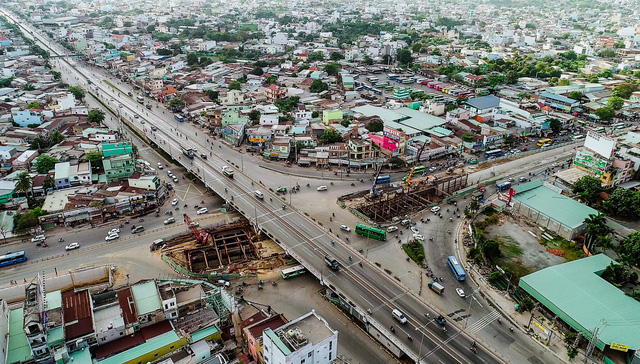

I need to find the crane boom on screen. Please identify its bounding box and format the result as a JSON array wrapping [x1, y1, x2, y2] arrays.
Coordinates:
[[183, 214, 209, 245], [406, 142, 428, 185]]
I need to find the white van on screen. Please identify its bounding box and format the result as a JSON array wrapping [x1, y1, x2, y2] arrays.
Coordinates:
[[254, 190, 264, 199], [392, 309, 407, 324]]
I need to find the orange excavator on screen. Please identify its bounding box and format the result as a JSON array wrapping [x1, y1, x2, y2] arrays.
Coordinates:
[[405, 142, 427, 186]]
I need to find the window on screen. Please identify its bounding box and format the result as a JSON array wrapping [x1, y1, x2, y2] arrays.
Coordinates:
[[170, 346, 175, 349], [301, 360, 305, 364], [308, 352, 312, 358], [154, 353, 159, 357], [329, 341, 332, 350]]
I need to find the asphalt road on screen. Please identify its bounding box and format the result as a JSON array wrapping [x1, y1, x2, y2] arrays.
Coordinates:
[[3, 12, 567, 364]]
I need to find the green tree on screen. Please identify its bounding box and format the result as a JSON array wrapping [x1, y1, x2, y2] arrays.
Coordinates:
[[311, 111, 319, 118], [85, 151, 103, 170], [168, 97, 185, 110], [249, 66, 264, 76], [618, 232, 640, 267], [461, 133, 475, 143], [330, 51, 344, 61], [557, 79, 570, 86], [15, 171, 33, 205], [547, 118, 562, 133], [601, 262, 629, 285], [186, 52, 199, 66], [607, 96, 624, 110], [50, 130, 64, 146], [35, 155, 58, 174], [26, 102, 40, 109], [396, 48, 412, 65], [582, 213, 610, 251], [248, 109, 261, 124], [341, 119, 350, 127], [572, 176, 603, 205], [412, 43, 422, 53], [23, 83, 36, 91], [517, 92, 530, 100], [594, 106, 616, 121], [87, 109, 105, 124], [604, 188, 640, 218], [367, 120, 384, 132], [228, 81, 242, 90], [274, 96, 300, 113], [612, 84, 638, 99], [324, 62, 341, 76], [206, 89, 219, 101], [381, 54, 392, 65], [598, 49, 616, 58], [264, 75, 278, 85], [320, 129, 343, 144], [568, 91, 583, 100], [363, 55, 374, 65], [310, 79, 329, 93], [67, 85, 85, 100], [481, 240, 501, 262], [307, 51, 324, 62], [519, 296, 535, 312]]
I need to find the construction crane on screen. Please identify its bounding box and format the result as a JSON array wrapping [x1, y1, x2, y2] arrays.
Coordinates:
[[369, 164, 383, 198], [405, 142, 428, 186], [183, 214, 209, 245]]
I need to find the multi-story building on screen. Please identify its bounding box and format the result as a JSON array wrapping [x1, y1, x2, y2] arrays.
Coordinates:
[[266, 85, 287, 102], [103, 154, 136, 182], [262, 310, 338, 364], [221, 89, 245, 105], [573, 131, 635, 186]]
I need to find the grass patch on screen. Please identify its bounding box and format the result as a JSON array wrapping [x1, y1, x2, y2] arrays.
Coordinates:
[[544, 237, 586, 262], [402, 240, 425, 264], [495, 236, 531, 280], [500, 236, 523, 256]]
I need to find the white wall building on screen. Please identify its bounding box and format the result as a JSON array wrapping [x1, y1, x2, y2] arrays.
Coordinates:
[[262, 310, 338, 364]]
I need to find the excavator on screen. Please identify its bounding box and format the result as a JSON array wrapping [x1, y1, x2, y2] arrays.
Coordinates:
[[184, 213, 209, 245], [369, 164, 383, 198], [405, 142, 428, 186]]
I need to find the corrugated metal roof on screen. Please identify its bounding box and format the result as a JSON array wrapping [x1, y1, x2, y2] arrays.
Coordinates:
[[465, 95, 500, 110], [96, 331, 182, 364], [131, 281, 161, 315], [7, 308, 33, 364], [513, 181, 598, 229], [520, 255, 640, 350], [63, 289, 94, 340]]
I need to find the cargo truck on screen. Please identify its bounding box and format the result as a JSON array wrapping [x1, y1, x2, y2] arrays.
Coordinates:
[[324, 255, 340, 271], [181, 147, 194, 159], [428, 281, 445, 295]]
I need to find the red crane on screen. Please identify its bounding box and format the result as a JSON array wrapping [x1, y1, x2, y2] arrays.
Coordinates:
[[183, 214, 209, 245]]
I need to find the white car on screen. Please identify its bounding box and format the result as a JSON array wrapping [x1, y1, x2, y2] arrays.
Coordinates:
[[171, 198, 179, 206], [431, 206, 441, 213], [340, 225, 351, 232], [164, 217, 176, 225], [456, 288, 466, 298], [429, 166, 437, 172], [410, 226, 419, 234], [413, 234, 425, 241], [173, 177, 179, 183], [196, 207, 208, 215], [31, 235, 46, 243], [189, 221, 199, 227], [65, 242, 80, 251], [387, 226, 398, 232], [317, 186, 328, 191], [105, 233, 119, 241], [157, 163, 163, 169], [167, 171, 174, 177], [108, 228, 120, 235]]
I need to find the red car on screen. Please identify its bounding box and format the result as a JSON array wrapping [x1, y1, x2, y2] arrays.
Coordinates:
[[520, 146, 528, 151]]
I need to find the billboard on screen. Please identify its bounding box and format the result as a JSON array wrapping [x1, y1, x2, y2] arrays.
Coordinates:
[[584, 131, 616, 159]]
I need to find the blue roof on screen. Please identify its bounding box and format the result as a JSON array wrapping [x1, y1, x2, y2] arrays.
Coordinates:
[[465, 95, 500, 110], [540, 92, 578, 105]]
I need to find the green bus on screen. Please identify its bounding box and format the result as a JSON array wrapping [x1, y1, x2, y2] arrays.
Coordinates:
[[402, 165, 426, 180], [355, 224, 387, 241]]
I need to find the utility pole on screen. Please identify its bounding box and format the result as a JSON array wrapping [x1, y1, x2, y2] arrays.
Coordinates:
[[584, 326, 600, 363]]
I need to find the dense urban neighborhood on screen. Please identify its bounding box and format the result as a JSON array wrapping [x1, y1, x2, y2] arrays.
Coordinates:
[[1, 1, 640, 364]]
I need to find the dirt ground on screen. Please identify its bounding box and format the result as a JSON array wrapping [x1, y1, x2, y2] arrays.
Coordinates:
[[478, 213, 565, 277]]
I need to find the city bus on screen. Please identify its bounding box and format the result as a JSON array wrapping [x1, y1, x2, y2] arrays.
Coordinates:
[[367, 76, 379, 83], [611, 123, 626, 130], [402, 78, 414, 85], [0, 251, 27, 267], [355, 224, 387, 241], [447, 255, 466, 281], [375, 175, 391, 184], [281, 265, 307, 279], [592, 127, 605, 133], [484, 149, 503, 158], [174, 113, 185, 122], [402, 165, 427, 180], [371, 88, 383, 95], [387, 74, 399, 80], [537, 138, 552, 147]]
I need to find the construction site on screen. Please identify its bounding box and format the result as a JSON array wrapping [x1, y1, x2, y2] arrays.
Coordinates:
[[153, 214, 288, 277], [340, 163, 469, 224]]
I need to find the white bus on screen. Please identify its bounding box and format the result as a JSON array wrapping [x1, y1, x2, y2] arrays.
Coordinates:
[[281, 265, 307, 279], [611, 123, 626, 130]]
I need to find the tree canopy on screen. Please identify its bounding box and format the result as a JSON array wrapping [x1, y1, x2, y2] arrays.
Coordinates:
[[67, 85, 85, 100], [35, 155, 58, 174], [320, 129, 343, 144], [87, 109, 105, 124], [572, 176, 603, 205], [309, 79, 329, 93], [607, 96, 624, 110], [594, 106, 616, 121]]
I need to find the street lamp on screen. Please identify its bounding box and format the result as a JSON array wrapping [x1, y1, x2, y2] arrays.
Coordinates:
[[464, 289, 483, 329]]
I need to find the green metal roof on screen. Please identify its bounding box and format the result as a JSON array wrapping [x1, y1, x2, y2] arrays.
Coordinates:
[[46, 290, 62, 310], [513, 180, 598, 229], [520, 255, 640, 350], [47, 326, 65, 347], [97, 331, 181, 364], [131, 281, 161, 315], [264, 328, 291, 355], [7, 308, 33, 364], [69, 346, 92, 364], [191, 325, 219, 342]]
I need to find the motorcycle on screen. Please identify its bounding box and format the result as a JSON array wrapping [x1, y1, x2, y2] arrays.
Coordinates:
[[58, 238, 64, 242]]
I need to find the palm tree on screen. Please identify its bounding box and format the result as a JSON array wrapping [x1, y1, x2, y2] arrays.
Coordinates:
[[583, 213, 610, 251], [15, 172, 33, 206]]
